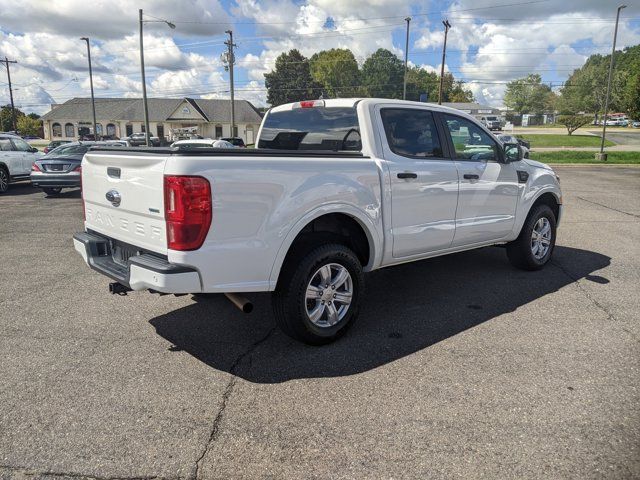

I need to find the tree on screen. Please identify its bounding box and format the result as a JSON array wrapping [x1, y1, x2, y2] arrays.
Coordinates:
[[557, 45, 640, 120], [361, 49, 404, 99], [503, 74, 552, 114], [557, 115, 591, 135], [404, 67, 474, 103], [17, 115, 42, 137], [264, 49, 322, 106], [310, 49, 360, 98], [0, 104, 25, 132]]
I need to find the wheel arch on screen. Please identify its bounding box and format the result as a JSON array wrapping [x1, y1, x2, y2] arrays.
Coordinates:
[[268, 204, 382, 289], [530, 191, 561, 222]]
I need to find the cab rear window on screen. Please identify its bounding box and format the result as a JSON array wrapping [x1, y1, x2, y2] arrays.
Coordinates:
[[258, 107, 361, 151]]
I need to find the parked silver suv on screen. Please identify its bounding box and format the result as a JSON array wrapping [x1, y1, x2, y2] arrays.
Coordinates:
[[0, 134, 44, 194]]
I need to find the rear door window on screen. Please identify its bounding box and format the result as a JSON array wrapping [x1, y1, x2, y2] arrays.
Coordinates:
[[380, 108, 444, 158], [0, 138, 13, 151], [258, 106, 361, 151]]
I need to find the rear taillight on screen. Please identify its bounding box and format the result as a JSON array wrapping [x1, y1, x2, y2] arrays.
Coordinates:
[[164, 175, 212, 251], [31, 163, 41, 172]]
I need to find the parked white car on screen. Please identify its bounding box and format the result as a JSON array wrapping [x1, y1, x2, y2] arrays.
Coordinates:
[[74, 98, 562, 344], [0, 133, 44, 194]]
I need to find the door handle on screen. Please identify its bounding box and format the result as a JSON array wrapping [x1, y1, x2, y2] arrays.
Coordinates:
[[463, 174, 479, 180], [397, 172, 417, 179]]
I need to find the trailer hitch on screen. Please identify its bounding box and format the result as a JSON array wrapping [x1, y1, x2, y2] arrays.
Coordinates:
[[109, 282, 132, 296]]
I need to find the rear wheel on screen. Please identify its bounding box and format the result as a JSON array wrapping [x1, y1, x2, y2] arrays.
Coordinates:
[[43, 187, 62, 196], [506, 204, 557, 270], [272, 243, 363, 345], [0, 167, 8, 194]]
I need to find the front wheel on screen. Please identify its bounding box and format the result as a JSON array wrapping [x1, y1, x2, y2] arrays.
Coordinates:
[[272, 244, 364, 345], [506, 204, 557, 270], [43, 187, 62, 196]]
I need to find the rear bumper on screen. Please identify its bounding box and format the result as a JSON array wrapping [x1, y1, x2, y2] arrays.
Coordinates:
[[31, 172, 80, 188], [73, 231, 202, 293]]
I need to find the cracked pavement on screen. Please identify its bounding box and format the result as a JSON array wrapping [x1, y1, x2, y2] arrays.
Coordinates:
[[1, 166, 638, 479]]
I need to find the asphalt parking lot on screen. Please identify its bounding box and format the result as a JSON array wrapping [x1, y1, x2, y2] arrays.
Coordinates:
[[1, 166, 638, 479]]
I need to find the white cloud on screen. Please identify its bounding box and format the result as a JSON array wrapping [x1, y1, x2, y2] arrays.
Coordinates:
[[81, 75, 109, 90], [0, 0, 231, 39]]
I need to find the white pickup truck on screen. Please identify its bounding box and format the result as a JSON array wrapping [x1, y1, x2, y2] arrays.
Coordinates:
[[74, 98, 562, 344]]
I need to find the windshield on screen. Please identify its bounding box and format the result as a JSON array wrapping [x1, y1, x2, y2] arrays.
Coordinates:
[[486, 116, 498, 121], [48, 144, 89, 156], [258, 106, 361, 151]]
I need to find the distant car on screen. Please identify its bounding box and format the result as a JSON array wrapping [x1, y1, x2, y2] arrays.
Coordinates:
[[496, 134, 530, 158], [127, 132, 160, 147], [43, 140, 71, 154], [632, 121, 640, 128], [480, 116, 502, 131], [171, 139, 235, 149], [31, 141, 109, 196], [220, 137, 246, 148], [618, 119, 629, 127], [0, 133, 44, 194]]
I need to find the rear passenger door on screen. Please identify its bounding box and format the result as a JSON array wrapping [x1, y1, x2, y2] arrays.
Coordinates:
[[0, 137, 24, 176], [378, 107, 459, 258], [440, 113, 519, 246], [11, 137, 38, 174]]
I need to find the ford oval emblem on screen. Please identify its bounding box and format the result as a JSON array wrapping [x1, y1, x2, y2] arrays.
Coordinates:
[[105, 189, 121, 207]]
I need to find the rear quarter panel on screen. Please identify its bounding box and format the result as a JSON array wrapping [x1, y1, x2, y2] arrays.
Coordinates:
[[165, 155, 384, 292]]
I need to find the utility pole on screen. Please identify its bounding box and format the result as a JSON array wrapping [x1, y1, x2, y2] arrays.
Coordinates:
[[438, 19, 451, 105], [80, 38, 98, 140], [224, 30, 237, 138], [403, 17, 411, 100], [1, 57, 18, 133], [139, 9, 175, 146], [598, 4, 627, 161]]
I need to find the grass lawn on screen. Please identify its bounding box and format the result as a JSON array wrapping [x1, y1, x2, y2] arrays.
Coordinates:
[[518, 134, 614, 148], [529, 151, 640, 164]]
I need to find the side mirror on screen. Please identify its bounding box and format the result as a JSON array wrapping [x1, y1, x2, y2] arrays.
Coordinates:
[[29, 147, 39, 153], [503, 143, 522, 163]]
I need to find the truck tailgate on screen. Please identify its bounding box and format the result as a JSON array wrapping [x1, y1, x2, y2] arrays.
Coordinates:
[[82, 151, 168, 254]]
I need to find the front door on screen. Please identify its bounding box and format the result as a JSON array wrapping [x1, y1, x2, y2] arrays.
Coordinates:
[[378, 107, 459, 258], [440, 113, 519, 247]]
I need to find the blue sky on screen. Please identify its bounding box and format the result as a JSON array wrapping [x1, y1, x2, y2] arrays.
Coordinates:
[[1, 0, 639, 113]]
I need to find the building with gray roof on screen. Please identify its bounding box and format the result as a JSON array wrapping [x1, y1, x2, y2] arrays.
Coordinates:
[[40, 97, 264, 144]]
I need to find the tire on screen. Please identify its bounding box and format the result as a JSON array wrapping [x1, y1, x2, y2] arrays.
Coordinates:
[[272, 243, 364, 345], [43, 187, 62, 196], [0, 166, 8, 194], [506, 204, 557, 270]]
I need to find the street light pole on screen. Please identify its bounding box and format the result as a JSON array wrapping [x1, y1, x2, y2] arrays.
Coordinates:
[[598, 4, 627, 161], [139, 9, 151, 146], [139, 9, 175, 147], [438, 19, 451, 105], [403, 17, 411, 100], [80, 38, 98, 141]]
